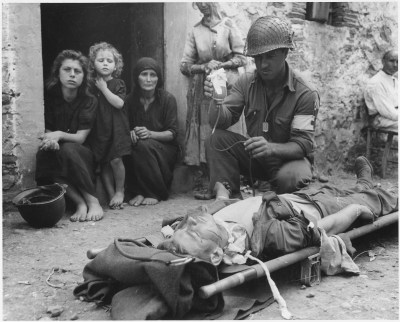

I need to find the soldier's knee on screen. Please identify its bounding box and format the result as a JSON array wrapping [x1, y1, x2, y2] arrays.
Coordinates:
[[276, 159, 312, 193]]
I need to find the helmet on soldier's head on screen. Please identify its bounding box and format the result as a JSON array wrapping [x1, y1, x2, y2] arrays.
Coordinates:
[[245, 16, 295, 57]]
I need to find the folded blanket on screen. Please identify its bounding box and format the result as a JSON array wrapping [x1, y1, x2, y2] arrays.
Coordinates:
[[73, 240, 223, 319]]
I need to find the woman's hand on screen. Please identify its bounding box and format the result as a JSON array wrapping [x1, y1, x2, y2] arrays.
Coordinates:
[[95, 77, 108, 92], [130, 130, 138, 144], [39, 139, 60, 151], [134, 126, 152, 140], [206, 60, 221, 72]]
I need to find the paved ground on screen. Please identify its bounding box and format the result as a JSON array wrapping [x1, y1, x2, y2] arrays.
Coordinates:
[[2, 171, 398, 320]]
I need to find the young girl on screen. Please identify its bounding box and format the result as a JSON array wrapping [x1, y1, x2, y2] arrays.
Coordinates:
[[88, 42, 131, 209]]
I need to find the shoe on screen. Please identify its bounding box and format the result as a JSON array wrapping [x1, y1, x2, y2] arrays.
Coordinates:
[[355, 156, 374, 181], [257, 180, 271, 192], [355, 156, 374, 189]]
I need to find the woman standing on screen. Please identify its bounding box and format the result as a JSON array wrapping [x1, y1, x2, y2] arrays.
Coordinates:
[[35, 50, 103, 222], [180, 2, 247, 166], [124, 57, 179, 206]]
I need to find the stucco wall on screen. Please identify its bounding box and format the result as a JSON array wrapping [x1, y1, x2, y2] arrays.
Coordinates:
[[2, 3, 44, 201]]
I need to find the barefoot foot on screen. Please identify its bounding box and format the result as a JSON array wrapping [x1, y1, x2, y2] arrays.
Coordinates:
[[70, 204, 88, 222], [109, 191, 124, 209], [142, 197, 159, 205], [86, 202, 104, 221], [129, 195, 144, 207]]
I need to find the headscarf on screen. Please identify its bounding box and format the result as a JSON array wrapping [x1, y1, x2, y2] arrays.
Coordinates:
[[133, 57, 164, 90]]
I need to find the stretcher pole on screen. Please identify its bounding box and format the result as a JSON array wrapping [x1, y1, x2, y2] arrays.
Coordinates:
[[199, 211, 398, 299]]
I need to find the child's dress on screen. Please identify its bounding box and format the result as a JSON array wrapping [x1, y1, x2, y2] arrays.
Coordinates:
[[89, 79, 131, 163]]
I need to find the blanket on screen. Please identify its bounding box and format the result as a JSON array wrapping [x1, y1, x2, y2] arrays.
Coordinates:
[[73, 240, 223, 319]]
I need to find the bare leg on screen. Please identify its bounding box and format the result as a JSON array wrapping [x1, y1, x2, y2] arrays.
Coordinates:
[[109, 158, 125, 209], [101, 163, 115, 207], [318, 204, 374, 236], [55, 179, 87, 222], [142, 197, 159, 205], [80, 190, 104, 221], [129, 195, 144, 207]]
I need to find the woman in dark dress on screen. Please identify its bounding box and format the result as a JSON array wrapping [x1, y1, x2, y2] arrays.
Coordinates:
[[124, 57, 179, 206], [35, 49, 103, 222]]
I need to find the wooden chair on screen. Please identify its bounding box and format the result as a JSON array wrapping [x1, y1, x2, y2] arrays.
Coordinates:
[[364, 110, 398, 178]]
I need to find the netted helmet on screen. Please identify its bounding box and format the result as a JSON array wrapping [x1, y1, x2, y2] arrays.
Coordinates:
[[245, 16, 295, 57]]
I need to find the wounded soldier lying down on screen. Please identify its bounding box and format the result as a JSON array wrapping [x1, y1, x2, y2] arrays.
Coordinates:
[[158, 156, 398, 265]]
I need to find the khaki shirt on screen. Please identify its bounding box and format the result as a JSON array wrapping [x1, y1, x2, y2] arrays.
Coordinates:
[[217, 64, 320, 157]]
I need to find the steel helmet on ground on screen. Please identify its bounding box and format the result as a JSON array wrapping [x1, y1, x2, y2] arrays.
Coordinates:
[[245, 16, 295, 57]]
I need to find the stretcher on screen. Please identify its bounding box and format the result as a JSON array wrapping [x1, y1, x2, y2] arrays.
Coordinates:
[[84, 211, 398, 319], [87, 212, 398, 289], [198, 211, 398, 299]]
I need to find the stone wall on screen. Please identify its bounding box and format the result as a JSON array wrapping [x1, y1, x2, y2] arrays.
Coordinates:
[[2, 3, 44, 203], [218, 2, 398, 174], [2, 2, 398, 203]]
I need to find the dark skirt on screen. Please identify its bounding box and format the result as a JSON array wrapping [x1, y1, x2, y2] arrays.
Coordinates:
[[124, 139, 178, 200], [35, 142, 97, 196]]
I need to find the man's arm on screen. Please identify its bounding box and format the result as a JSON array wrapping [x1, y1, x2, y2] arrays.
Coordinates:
[[244, 139, 304, 159], [318, 204, 374, 235], [204, 75, 246, 130], [245, 89, 319, 160], [365, 82, 398, 121]]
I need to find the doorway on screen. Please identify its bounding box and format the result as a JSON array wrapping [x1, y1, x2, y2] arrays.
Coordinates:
[[40, 3, 164, 92]]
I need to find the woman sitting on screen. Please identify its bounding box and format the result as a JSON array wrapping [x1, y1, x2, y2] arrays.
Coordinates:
[[35, 49, 103, 222], [124, 57, 179, 206]]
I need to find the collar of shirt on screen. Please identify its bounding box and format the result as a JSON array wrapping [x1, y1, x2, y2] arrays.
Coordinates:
[[194, 17, 222, 31], [378, 69, 397, 82]]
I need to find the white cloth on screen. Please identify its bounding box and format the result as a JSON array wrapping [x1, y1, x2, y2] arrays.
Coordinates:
[[214, 196, 262, 236], [214, 197, 262, 265], [320, 229, 360, 275], [364, 70, 398, 131]]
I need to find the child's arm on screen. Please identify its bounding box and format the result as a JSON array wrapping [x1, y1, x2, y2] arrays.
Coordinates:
[[96, 78, 124, 109]]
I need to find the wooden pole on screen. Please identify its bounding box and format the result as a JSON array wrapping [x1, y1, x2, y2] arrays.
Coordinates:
[[199, 212, 398, 299]]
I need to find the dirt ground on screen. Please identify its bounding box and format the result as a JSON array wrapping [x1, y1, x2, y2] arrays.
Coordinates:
[[2, 171, 398, 320]]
